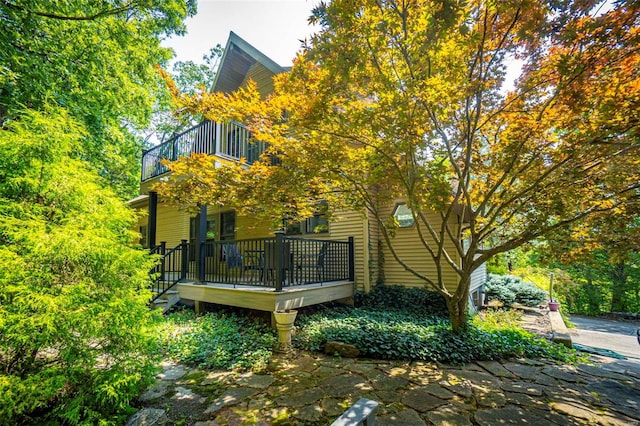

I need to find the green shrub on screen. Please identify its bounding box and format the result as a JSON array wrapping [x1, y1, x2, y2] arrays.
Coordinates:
[[159, 310, 276, 371], [355, 284, 448, 316], [484, 274, 547, 307], [294, 306, 580, 364], [0, 110, 159, 425]]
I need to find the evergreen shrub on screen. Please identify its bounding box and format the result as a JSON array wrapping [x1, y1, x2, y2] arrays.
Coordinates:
[[484, 274, 547, 307]]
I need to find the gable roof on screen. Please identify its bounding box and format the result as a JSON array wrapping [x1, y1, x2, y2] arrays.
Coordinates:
[[211, 31, 287, 97]]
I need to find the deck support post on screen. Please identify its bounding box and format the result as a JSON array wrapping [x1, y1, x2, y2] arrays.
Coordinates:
[[148, 191, 158, 248], [195, 205, 207, 282], [180, 239, 188, 281], [348, 236, 355, 282], [275, 230, 284, 292]]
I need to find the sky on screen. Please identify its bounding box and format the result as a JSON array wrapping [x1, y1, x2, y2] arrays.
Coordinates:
[[163, 0, 320, 67]]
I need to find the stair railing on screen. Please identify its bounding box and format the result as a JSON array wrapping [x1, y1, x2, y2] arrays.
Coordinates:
[[149, 240, 189, 302]]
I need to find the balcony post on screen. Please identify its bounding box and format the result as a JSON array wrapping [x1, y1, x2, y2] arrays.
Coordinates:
[[148, 191, 158, 249], [275, 230, 284, 292], [195, 205, 207, 283], [348, 237, 355, 282], [180, 239, 188, 281]]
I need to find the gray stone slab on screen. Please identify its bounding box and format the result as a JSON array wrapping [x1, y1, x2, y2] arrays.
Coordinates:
[[476, 360, 516, 378], [294, 404, 323, 423], [502, 362, 542, 380], [377, 409, 426, 425], [157, 364, 188, 381], [500, 381, 543, 396], [170, 386, 206, 404], [369, 373, 409, 391], [550, 401, 599, 422], [577, 364, 629, 381], [204, 387, 258, 414], [541, 365, 584, 383], [426, 408, 473, 426], [442, 381, 474, 398], [587, 379, 640, 416], [200, 371, 235, 386], [139, 381, 170, 402], [320, 373, 371, 397], [421, 383, 455, 399], [349, 362, 378, 375], [322, 397, 347, 417], [125, 408, 167, 426], [276, 387, 325, 407], [401, 387, 447, 412], [476, 390, 507, 408], [235, 373, 275, 389], [527, 408, 584, 426], [475, 404, 549, 426]]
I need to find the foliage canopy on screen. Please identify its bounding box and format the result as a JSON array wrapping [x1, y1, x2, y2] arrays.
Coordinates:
[[157, 0, 640, 331]]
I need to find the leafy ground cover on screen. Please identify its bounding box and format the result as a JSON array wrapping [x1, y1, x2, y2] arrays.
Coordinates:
[[294, 306, 582, 365], [157, 309, 276, 371]]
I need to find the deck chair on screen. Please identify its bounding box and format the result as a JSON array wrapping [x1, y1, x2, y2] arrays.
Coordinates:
[[295, 242, 328, 284], [262, 241, 292, 285], [222, 243, 243, 280]]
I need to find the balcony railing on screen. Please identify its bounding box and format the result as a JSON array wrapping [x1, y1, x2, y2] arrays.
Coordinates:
[[141, 120, 267, 182], [150, 235, 355, 293]]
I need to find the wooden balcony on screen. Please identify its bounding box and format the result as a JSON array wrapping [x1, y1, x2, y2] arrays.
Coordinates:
[[141, 120, 267, 182]]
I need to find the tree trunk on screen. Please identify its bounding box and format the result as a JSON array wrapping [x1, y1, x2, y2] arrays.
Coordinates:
[[446, 295, 469, 333], [610, 261, 628, 312]]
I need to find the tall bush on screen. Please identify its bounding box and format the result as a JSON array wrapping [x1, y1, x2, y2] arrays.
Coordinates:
[[0, 110, 159, 425]]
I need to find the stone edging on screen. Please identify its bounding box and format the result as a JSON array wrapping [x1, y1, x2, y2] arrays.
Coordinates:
[[548, 311, 572, 348]]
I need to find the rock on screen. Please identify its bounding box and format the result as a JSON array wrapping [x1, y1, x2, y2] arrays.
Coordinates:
[[502, 362, 541, 380], [421, 383, 455, 400], [325, 341, 360, 358], [587, 379, 640, 415], [550, 401, 599, 422], [125, 408, 167, 426], [476, 360, 516, 378], [139, 381, 170, 402]]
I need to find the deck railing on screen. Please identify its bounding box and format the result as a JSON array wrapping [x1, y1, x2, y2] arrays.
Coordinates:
[[150, 235, 355, 293], [141, 120, 266, 182]]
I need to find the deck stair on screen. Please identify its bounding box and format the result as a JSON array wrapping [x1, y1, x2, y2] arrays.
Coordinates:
[[150, 288, 180, 312]]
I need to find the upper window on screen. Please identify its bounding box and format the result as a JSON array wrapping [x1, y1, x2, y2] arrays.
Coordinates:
[[286, 202, 329, 235], [393, 203, 415, 228]]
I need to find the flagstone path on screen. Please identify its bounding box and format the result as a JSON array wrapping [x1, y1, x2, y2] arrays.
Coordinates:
[[129, 349, 640, 426]]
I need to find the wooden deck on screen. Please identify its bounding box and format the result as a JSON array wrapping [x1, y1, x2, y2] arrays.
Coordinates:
[[177, 280, 355, 312]]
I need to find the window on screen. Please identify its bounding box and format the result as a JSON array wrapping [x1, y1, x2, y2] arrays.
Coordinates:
[[393, 203, 415, 228], [139, 225, 148, 248], [286, 202, 329, 235]]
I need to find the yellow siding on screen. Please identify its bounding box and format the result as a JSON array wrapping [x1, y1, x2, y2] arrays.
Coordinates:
[[324, 209, 368, 291], [378, 203, 461, 293], [155, 201, 190, 248]]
